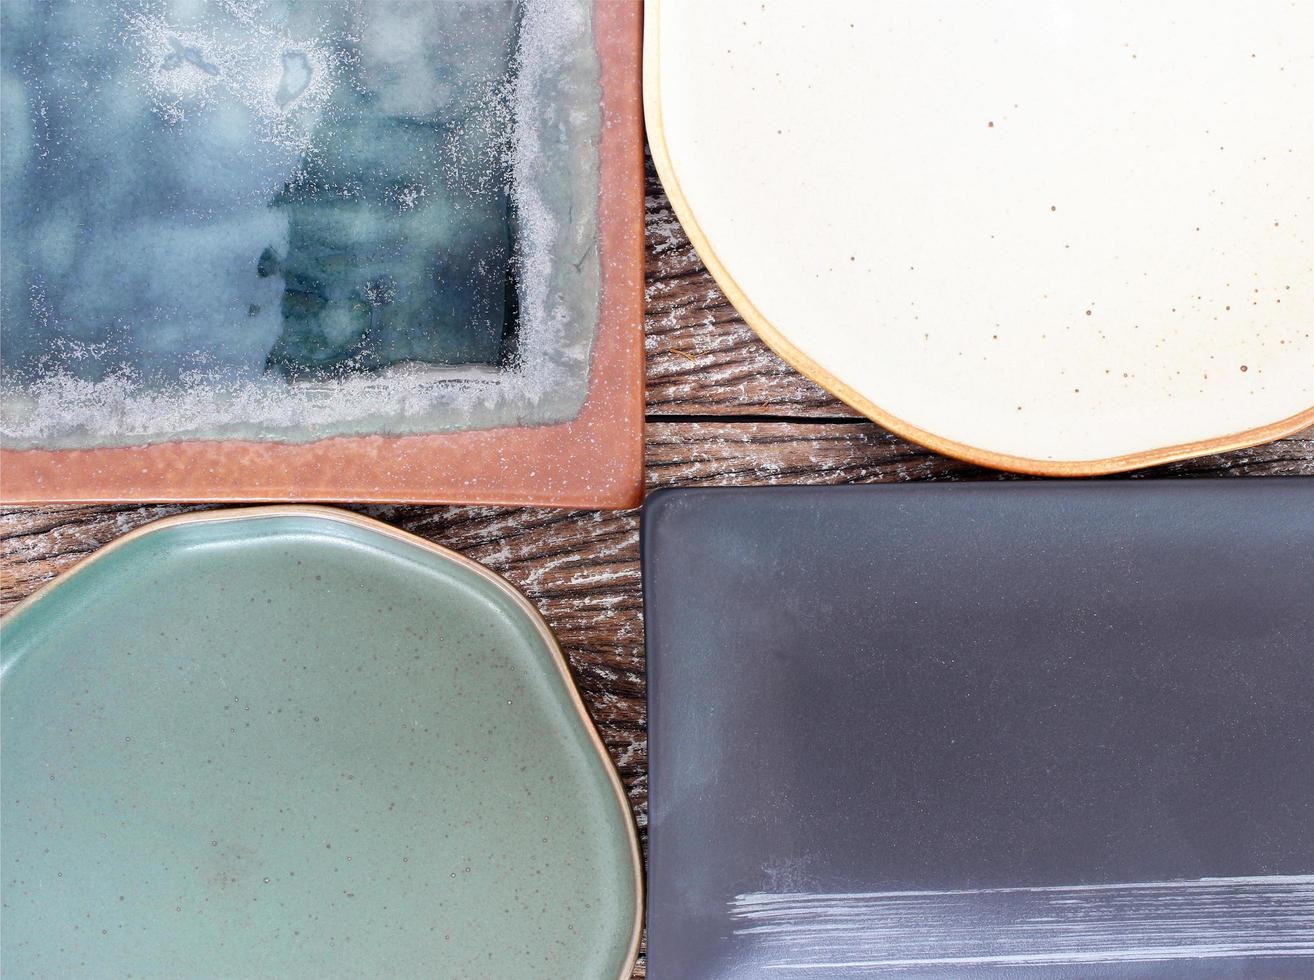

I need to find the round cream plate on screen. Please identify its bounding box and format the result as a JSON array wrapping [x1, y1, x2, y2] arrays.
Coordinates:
[[646, 0, 1314, 474]]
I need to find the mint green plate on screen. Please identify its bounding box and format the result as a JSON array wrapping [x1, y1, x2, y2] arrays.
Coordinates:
[[1, 508, 641, 979]]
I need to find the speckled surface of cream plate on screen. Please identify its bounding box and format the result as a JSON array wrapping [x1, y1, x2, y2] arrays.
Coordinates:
[[646, 0, 1314, 474], [0, 508, 641, 979]]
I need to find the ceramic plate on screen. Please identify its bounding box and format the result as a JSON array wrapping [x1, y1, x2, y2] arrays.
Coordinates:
[[646, 1, 1314, 474], [1, 508, 641, 978], [1, 1, 643, 507], [644, 482, 1314, 978]]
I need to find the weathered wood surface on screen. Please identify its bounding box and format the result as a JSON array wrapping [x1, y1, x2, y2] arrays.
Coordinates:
[[2, 159, 1313, 978], [645, 164, 850, 419]]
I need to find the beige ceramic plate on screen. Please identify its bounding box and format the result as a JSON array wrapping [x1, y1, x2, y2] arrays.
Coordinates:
[[646, 0, 1314, 475]]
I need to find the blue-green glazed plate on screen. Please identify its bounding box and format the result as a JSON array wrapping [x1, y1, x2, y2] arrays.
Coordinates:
[[1, 507, 641, 979]]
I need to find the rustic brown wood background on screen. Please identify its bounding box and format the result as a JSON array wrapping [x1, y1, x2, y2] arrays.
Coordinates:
[[3, 160, 1312, 976]]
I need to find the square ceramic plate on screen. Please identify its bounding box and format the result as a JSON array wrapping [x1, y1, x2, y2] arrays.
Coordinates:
[[644, 481, 1314, 978], [0, 1, 642, 507]]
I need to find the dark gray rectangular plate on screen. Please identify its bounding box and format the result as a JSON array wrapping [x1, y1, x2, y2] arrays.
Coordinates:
[[643, 480, 1314, 979]]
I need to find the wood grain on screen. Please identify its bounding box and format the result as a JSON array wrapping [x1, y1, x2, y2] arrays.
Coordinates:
[[645, 160, 852, 419], [3, 157, 1313, 979]]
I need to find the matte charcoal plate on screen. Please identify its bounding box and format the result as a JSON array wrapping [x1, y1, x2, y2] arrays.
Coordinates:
[[1, 508, 640, 979], [643, 481, 1314, 979]]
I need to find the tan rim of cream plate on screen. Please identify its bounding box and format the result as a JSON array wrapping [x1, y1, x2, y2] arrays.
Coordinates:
[[644, 1, 1314, 476], [4, 506, 644, 980]]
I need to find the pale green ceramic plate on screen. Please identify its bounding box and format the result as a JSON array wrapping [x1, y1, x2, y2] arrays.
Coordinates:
[[1, 508, 641, 979]]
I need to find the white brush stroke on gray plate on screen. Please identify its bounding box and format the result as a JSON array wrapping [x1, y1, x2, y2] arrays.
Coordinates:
[[729, 875, 1314, 974]]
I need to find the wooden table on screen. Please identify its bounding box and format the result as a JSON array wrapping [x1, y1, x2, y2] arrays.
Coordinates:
[[4, 160, 1312, 976]]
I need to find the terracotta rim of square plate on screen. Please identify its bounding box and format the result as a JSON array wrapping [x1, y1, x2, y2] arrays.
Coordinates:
[[1, 2, 645, 508]]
